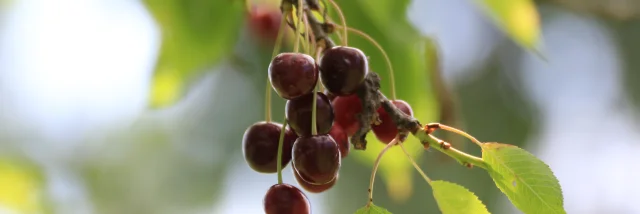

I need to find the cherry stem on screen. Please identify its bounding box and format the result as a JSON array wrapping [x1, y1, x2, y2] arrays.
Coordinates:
[[304, 8, 335, 48], [367, 138, 399, 206], [398, 143, 432, 186], [304, 13, 314, 55], [315, 48, 325, 92], [335, 25, 396, 100], [436, 123, 483, 147], [311, 85, 318, 136], [244, 0, 251, 13], [293, 0, 303, 53], [414, 129, 488, 169], [276, 118, 289, 184], [265, 10, 290, 123], [326, 0, 347, 46]]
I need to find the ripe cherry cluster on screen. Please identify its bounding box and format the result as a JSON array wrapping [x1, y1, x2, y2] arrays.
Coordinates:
[[244, 46, 416, 213], [242, 1, 415, 213]]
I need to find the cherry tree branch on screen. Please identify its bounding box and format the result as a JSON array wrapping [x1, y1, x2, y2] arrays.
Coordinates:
[[287, 0, 488, 170]]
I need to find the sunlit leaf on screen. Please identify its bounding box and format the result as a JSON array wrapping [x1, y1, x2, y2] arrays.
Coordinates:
[[354, 203, 392, 214], [431, 180, 490, 214], [0, 159, 47, 213], [334, 0, 439, 203], [482, 143, 566, 214], [471, 0, 542, 52], [143, 0, 245, 108]]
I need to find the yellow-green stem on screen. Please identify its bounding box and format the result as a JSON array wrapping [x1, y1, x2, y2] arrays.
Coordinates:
[[438, 123, 484, 147], [413, 129, 488, 170], [326, 0, 347, 46], [367, 138, 399, 207], [398, 142, 432, 184], [276, 119, 289, 184], [265, 10, 289, 122], [311, 86, 318, 136], [293, 0, 303, 52]]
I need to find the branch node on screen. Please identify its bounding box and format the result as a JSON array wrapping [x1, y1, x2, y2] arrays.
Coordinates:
[[464, 162, 473, 169], [425, 123, 440, 134], [423, 142, 430, 150], [439, 141, 451, 150]]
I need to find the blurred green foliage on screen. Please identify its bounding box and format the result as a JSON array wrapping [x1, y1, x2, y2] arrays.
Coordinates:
[[144, 0, 245, 108], [0, 158, 52, 214], [475, 0, 542, 52]]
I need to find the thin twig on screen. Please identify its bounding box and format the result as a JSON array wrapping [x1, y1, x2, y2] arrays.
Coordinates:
[[367, 138, 399, 206]]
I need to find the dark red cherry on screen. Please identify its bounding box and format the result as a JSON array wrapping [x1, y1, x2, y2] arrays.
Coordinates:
[[372, 100, 413, 144], [247, 5, 282, 46], [294, 169, 337, 193], [242, 122, 297, 173], [286, 92, 334, 136], [332, 94, 362, 136], [269, 53, 318, 100], [292, 135, 341, 185], [329, 124, 349, 158], [319, 46, 368, 96], [264, 183, 311, 214]]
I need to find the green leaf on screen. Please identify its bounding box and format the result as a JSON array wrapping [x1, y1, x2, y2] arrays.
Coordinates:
[[354, 203, 392, 214], [472, 0, 541, 52], [143, 0, 245, 108], [482, 143, 565, 214], [431, 180, 490, 214]]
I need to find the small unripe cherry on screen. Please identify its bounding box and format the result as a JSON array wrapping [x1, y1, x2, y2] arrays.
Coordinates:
[[331, 94, 362, 136], [371, 100, 413, 144], [328, 124, 349, 158]]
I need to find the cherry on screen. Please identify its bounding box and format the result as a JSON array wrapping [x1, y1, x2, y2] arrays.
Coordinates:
[[242, 122, 297, 173], [332, 94, 362, 136], [319, 46, 368, 96], [269, 53, 318, 100], [328, 124, 349, 158], [263, 183, 311, 214], [371, 100, 414, 144], [286, 92, 334, 136], [294, 169, 337, 193], [292, 135, 341, 185], [247, 5, 282, 46]]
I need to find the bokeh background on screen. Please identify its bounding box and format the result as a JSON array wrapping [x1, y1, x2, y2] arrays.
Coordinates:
[[1, 0, 640, 213]]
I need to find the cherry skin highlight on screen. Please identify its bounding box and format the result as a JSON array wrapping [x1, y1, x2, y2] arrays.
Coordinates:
[[331, 94, 362, 136], [319, 46, 369, 96], [286, 92, 334, 136], [294, 169, 338, 193], [292, 135, 341, 185], [329, 124, 349, 158], [242, 122, 297, 173], [269, 53, 318, 100], [372, 100, 413, 144], [263, 183, 311, 214]]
